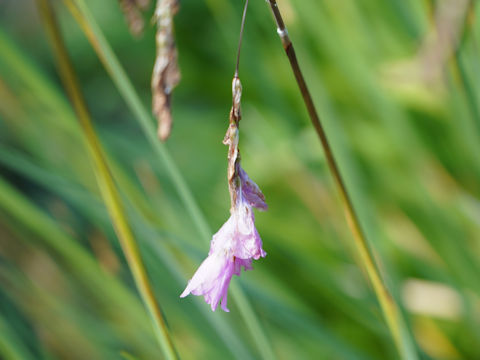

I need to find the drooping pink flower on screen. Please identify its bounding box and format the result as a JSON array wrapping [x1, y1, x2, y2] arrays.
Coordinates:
[[180, 169, 267, 312]]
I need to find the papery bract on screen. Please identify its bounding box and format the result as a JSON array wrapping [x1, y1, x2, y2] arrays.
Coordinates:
[[239, 166, 267, 211]]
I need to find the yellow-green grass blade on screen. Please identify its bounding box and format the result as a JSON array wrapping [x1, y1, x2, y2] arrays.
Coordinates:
[[35, 0, 178, 358]]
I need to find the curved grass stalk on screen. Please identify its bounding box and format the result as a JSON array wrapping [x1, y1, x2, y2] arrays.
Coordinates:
[[0, 28, 257, 359], [35, 1, 178, 358], [60, 0, 275, 358], [266, 1, 418, 359]]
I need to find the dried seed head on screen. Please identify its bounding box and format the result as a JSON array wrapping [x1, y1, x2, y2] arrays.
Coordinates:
[[135, 0, 151, 10], [118, 0, 146, 37], [152, 0, 181, 141]]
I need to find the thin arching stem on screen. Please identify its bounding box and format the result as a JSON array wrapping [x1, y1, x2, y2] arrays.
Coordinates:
[[266, 1, 418, 359], [235, 0, 249, 78]]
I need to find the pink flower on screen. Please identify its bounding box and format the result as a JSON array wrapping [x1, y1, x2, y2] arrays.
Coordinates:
[[210, 193, 266, 260], [180, 168, 267, 312], [181, 76, 267, 312]]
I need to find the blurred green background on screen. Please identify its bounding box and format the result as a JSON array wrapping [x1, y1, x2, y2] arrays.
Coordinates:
[[1, 0, 480, 359]]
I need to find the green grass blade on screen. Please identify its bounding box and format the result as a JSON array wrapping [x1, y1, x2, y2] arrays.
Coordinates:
[[0, 315, 36, 360], [35, 0, 178, 358]]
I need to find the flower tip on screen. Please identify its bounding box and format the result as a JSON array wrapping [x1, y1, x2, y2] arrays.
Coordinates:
[[179, 288, 190, 298], [210, 300, 230, 312]]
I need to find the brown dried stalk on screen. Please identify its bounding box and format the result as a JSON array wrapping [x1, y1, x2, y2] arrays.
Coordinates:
[[151, 0, 181, 141], [266, 1, 418, 359], [224, 77, 242, 206]]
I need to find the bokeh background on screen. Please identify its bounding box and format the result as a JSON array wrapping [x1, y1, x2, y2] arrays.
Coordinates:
[[1, 0, 480, 359]]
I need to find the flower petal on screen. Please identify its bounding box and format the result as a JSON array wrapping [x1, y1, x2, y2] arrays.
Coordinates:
[[209, 214, 236, 255], [180, 252, 234, 312], [239, 166, 268, 211], [232, 202, 267, 260], [234, 257, 253, 276]]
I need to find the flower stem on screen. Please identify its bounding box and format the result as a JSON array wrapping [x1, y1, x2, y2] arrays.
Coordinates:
[[266, 1, 417, 359], [35, 1, 178, 359], [234, 0, 249, 78]]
